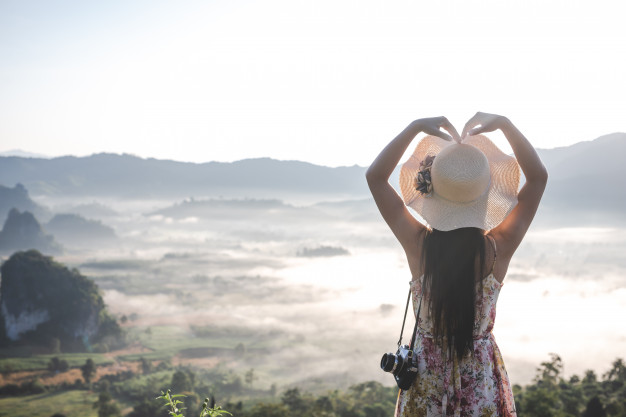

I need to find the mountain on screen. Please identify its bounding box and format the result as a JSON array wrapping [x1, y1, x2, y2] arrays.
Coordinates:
[[0, 133, 625, 226], [534, 133, 626, 226], [149, 197, 334, 223], [0, 153, 368, 198], [0, 183, 49, 224], [0, 209, 61, 255], [0, 149, 50, 158], [0, 250, 124, 352], [45, 214, 117, 247]]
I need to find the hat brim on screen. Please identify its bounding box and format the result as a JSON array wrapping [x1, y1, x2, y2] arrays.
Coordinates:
[[399, 135, 520, 231]]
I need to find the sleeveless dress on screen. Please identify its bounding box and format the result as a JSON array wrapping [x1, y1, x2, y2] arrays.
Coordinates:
[[395, 239, 517, 417]]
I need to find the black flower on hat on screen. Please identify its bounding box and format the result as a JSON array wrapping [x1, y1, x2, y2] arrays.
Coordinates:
[[414, 154, 435, 197]]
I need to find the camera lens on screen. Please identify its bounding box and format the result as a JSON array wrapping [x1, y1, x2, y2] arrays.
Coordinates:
[[380, 353, 397, 372]]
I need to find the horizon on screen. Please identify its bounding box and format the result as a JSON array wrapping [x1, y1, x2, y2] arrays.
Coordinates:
[[1, 130, 625, 168]]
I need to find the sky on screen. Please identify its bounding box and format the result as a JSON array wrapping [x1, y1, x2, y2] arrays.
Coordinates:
[[0, 0, 624, 167]]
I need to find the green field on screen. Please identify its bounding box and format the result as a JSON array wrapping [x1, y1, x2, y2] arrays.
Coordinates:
[[0, 354, 114, 373], [0, 390, 99, 417]]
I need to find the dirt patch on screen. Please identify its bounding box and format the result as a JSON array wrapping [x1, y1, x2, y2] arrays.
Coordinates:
[[0, 361, 141, 386]]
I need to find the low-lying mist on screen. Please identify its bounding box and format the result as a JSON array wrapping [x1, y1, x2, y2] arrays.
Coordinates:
[[11, 194, 626, 390]]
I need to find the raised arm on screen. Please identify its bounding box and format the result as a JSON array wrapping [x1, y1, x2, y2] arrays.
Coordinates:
[[366, 117, 460, 251], [462, 112, 548, 258]]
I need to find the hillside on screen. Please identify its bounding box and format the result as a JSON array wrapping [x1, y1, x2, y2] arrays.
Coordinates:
[[0, 184, 48, 224], [45, 213, 117, 246], [0, 250, 124, 352], [0, 209, 61, 255], [534, 132, 626, 226]]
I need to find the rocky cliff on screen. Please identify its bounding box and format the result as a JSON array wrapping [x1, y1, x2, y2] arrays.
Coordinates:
[[0, 250, 124, 352], [0, 183, 48, 223], [0, 209, 61, 254]]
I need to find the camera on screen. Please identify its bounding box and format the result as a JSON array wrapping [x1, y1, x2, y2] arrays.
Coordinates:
[[380, 344, 418, 390]]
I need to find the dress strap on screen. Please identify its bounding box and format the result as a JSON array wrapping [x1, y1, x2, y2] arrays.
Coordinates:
[[487, 234, 497, 275]]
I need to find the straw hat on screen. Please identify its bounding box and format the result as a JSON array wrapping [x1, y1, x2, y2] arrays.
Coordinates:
[[399, 134, 520, 231]]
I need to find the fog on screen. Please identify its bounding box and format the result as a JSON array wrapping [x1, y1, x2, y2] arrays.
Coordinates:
[[10, 193, 626, 390]]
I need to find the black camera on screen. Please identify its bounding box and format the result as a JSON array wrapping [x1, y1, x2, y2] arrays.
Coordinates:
[[380, 344, 418, 390]]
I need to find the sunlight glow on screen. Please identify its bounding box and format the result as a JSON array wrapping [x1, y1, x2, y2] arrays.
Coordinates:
[[1, 0, 625, 166]]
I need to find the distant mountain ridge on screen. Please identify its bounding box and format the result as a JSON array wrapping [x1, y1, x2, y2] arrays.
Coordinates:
[[0, 153, 368, 198], [533, 133, 626, 225], [0, 149, 50, 158], [0, 133, 625, 225]]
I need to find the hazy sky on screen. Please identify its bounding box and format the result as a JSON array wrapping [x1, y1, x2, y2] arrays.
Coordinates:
[[1, 0, 624, 167]]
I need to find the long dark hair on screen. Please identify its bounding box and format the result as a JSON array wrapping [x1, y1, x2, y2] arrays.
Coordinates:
[[421, 227, 486, 360]]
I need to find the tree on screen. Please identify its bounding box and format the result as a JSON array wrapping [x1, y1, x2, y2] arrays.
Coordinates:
[[171, 370, 193, 393], [349, 381, 390, 404], [583, 396, 607, 417], [537, 353, 563, 385], [48, 357, 69, 373], [93, 391, 121, 417], [584, 370, 598, 384], [245, 368, 257, 387], [582, 370, 603, 399], [248, 402, 290, 417], [128, 399, 168, 417], [81, 358, 96, 385], [281, 388, 309, 415], [604, 358, 626, 383], [139, 357, 152, 375], [519, 354, 564, 417], [234, 343, 246, 356], [314, 395, 334, 415], [363, 403, 387, 417]]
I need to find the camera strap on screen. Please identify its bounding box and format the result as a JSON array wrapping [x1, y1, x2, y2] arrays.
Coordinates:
[[397, 288, 423, 348]]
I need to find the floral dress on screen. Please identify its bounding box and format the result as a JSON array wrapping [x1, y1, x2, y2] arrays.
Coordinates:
[[394, 273, 517, 417]]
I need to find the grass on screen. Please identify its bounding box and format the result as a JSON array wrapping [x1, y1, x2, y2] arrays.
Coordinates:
[[0, 354, 113, 372], [0, 390, 99, 417], [117, 325, 268, 362]]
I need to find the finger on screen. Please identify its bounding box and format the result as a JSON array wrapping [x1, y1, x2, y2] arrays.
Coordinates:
[[461, 121, 476, 139], [444, 125, 461, 142], [467, 126, 484, 136], [439, 118, 461, 142], [432, 130, 453, 142], [462, 113, 482, 139]]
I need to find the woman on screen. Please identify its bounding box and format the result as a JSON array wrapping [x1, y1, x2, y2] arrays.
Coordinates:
[[365, 112, 547, 416]]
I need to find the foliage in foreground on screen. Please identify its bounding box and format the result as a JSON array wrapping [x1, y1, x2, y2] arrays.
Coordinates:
[[158, 389, 232, 417], [152, 355, 626, 417], [0, 354, 624, 417], [513, 354, 626, 416]]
